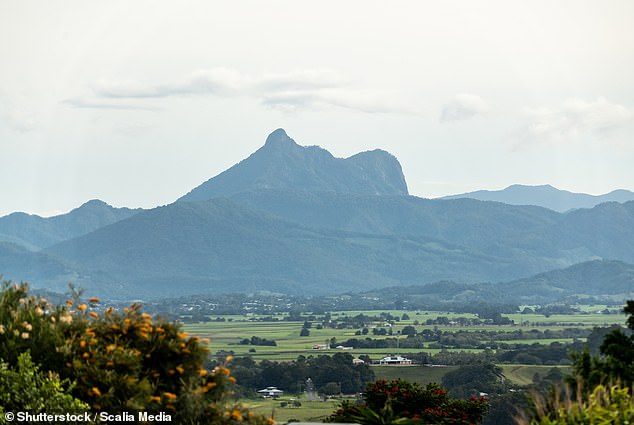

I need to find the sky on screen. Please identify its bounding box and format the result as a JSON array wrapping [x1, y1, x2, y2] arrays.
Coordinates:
[[1, 1, 633, 217]]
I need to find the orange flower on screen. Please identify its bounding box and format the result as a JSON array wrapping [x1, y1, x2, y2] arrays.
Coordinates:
[[89, 312, 98, 319], [92, 387, 101, 397], [66, 300, 74, 306], [176, 366, 184, 374], [89, 297, 100, 303], [77, 304, 87, 311], [231, 410, 243, 421], [80, 340, 86, 348], [198, 369, 208, 376], [163, 392, 177, 401]]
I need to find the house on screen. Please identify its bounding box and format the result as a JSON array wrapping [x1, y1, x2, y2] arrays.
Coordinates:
[[257, 386, 284, 398], [378, 356, 412, 365], [352, 358, 365, 365]]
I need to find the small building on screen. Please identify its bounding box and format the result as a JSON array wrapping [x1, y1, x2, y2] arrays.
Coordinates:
[[257, 386, 284, 398], [352, 358, 365, 365], [335, 345, 353, 350], [378, 356, 412, 365]]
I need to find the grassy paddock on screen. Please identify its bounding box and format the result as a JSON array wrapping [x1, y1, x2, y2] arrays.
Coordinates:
[[500, 364, 572, 386], [243, 396, 346, 423], [371, 365, 457, 386], [182, 307, 622, 362]]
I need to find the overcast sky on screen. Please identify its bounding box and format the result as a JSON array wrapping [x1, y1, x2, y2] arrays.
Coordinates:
[[1, 1, 633, 217]]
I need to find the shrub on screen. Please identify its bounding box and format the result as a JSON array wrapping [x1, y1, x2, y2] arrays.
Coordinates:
[[0, 281, 272, 425], [517, 384, 634, 424], [328, 379, 489, 425], [0, 351, 89, 422]]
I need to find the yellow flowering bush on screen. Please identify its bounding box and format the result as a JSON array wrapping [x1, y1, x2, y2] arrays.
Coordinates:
[[0, 280, 272, 425]]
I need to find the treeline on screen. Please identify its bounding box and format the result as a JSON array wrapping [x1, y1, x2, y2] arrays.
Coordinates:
[[222, 353, 375, 396], [336, 326, 589, 352], [239, 336, 277, 346]]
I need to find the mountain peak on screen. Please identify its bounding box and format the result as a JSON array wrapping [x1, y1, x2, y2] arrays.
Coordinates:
[[264, 128, 293, 146], [178, 129, 409, 202]]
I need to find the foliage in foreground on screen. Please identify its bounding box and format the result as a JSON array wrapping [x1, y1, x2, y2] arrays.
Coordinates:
[[569, 299, 634, 393], [0, 281, 272, 425], [328, 379, 489, 425], [0, 351, 89, 423], [518, 300, 634, 424], [517, 384, 634, 425]]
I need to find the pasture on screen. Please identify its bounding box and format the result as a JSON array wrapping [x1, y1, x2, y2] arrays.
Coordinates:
[[183, 307, 623, 363]]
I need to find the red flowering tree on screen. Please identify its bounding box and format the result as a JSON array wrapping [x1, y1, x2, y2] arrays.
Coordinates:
[[328, 379, 488, 425]]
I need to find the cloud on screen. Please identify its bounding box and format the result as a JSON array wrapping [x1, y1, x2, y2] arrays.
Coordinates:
[[256, 69, 348, 91], [62, 97, 161, 111], [92, 68, 247, 99], [440, 94, 490, 122], [259, 88, 414, 114], [521, 97, 634, 143], [71, 68, 415, 115]]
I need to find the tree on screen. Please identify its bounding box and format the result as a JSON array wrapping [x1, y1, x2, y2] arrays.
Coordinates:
[[299, 327, 310, 337], [400, 325, 416, 338], [320, 382, 341, 396], [441, 363, 506, 399], [570, 300, 634, 392], [328, 379, 489, 425]]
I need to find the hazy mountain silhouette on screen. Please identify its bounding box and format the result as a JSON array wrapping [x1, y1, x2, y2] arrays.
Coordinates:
[[0, 200, 140, 250], [441, 184, 634, 212], [178, 129, 408, 202], [362, 259, 634, 305], [2, 130, 633, 300]]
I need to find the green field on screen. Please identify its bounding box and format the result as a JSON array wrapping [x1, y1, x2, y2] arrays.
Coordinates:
[[371, 365, 457, 385], [244, 396, 346, 423], [500, 364, 572, 386], [183, 307, 622, 363]]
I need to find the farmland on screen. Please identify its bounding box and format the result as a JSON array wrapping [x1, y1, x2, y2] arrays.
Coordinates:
[[180, 307, 607, 423], [183, 307, 623, 360]]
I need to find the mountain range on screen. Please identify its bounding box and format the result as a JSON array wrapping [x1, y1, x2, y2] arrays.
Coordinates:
[[0, 200, 140, 250], [364, 259, 634, 306], [441, 184, 634, 212], [1, 129, 633, 300]]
